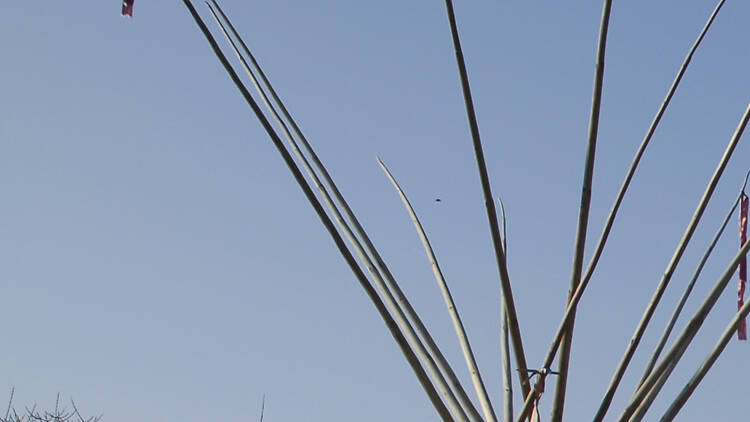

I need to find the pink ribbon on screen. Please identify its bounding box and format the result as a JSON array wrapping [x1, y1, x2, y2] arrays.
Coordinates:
[[738, 193, 748, 340]]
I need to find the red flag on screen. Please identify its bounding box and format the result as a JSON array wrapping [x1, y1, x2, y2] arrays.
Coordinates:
[[122, 0, 134, 17], [738, 192, 748, 340]]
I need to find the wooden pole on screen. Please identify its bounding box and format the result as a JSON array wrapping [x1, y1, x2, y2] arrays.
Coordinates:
[[639, 170, 749, 385], [207, 3, 484, 419], [379, 158, 498, 422], [498, 197, 514, 422], [628, 181, 750, 422], [660, 271, 750, 421], [516, 1, 613, 420], [627, 345, 682, 421], [180, 1, 454, 419], [205, 5, 472, 420], [627, 177, 750, 422], [516, 98, 749, 422], [618, 234, 750, 422], [443, 0, 531, 398], [590, 2, 729, 418], [550, 0, 613, 417], [609, 102, 750, 422]]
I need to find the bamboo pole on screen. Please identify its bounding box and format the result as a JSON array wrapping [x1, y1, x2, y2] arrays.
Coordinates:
[[443, 0, 531, 399], [516, 1, 613, 420], [519, 97, 748, 422], [205, 5, 472, 420], [628, 184, 749, 422], [180, 1, 454, 420], [206, 2, 483, 419], [498, 197, 513, 422], [500, 311, 512, 422], [660, 270, 750, 421], [550, 0, 613, 416], [628, 175, 750, 422], [614, 103, 750, 422], [627, 344, 682, 422], [639, 170, 749, 385], [589, 1, 728, 418], [378, 158, 498, 422], [618, 234, 750, 422]]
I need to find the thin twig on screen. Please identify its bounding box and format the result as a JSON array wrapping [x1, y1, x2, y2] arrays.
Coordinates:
[[5, 388, 14, 421], [180, 1, 453, 419], [70, 400, 101, 422], [207, 3, 482, 419], [443, 0, 531, 398], [378, 158, 498, 422]]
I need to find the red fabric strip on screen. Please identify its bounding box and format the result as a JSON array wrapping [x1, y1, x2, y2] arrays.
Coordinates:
[[738, 193, 748, 340], [122, 0, 134, 17]]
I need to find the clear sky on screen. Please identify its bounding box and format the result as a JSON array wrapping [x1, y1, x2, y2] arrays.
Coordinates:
[[2, 1, 749, 421]]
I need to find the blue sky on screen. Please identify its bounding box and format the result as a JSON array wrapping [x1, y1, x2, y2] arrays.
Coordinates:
[[1, 1, 749, 421]]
